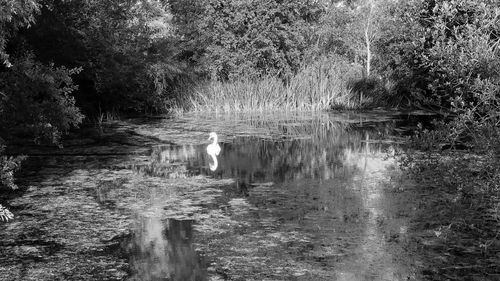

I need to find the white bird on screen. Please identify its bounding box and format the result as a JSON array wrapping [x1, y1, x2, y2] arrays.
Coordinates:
[[206, 132, 221, 156], [206, 132, 221, 171]]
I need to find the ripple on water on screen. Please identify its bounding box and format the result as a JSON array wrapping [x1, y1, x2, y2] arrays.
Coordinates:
[[1, 111, 427, 280], [123, 111, 422, 280]]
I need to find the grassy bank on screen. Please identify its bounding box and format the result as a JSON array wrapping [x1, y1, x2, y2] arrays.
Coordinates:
[[173, 58, 392, 113]]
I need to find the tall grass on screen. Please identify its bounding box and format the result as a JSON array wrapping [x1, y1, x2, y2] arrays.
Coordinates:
[[175, 57, 380, 113]]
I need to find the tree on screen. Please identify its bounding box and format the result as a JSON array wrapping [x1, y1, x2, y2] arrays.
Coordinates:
[[0, 0, 39, 66], [172, 0, 323, 80], [0, 55, 84, 144], [1, 0, 84, 144], [364, 0, 374, 76], [0, 0, 39, 222], [318, 0, 394, 77], [19, 0, 179, 113]]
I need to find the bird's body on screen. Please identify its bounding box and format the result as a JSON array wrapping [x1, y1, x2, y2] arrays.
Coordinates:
[[206, 132, 221, 156], [207, 143, 221, 156]]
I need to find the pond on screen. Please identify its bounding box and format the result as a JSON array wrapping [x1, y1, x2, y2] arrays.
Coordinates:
[[0, 111, 429, 281]]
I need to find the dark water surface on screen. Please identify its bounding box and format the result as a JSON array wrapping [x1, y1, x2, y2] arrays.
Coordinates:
[[126, 111, 421, 281], [1, 111, 429, 281]]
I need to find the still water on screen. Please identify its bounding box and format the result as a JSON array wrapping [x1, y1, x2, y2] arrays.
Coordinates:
[[124, 111, 420, 281]]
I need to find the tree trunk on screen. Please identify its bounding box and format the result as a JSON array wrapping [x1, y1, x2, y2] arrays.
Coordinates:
[[364, 0, 374, 77], [365, 26, 371, 77]]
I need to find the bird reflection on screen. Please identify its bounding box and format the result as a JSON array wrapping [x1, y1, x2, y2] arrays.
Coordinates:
[[206, 132, 221, 171], [208, 152, 218, 171]]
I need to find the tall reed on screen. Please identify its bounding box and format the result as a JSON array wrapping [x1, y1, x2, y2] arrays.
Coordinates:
[[176, 57, 369, 113]]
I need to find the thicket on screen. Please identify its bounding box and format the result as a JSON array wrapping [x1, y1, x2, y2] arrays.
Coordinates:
[[386, 0, 500, 150], [20, 0, 185, 114]]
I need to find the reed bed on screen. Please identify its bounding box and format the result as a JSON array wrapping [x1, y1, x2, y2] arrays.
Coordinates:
[[176, 58, 376, 113]]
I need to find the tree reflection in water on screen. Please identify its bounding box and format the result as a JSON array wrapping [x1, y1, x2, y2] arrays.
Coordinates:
[[127, 112, 414, 280], [135, 115, 397, 186], [127, 217, 206, 281]]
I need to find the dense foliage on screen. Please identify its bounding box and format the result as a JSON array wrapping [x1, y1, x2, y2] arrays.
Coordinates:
[[194, 0, 321, 79], [2, 0, 499, 119], [20, 0, 180, 113], [0, 0, 39, 65], [0, 139, 25, 222], [0, 55, 84, 144], [378, 0, 500, 150], [170, 0, 321, 80]]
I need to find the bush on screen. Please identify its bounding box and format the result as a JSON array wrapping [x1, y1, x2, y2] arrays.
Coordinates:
[[422, 1, 500, 108], [0, 204, 13, 222], [421, 1, 500, 150], [0, 147, 25, 190], [0, 142, 25, 223], [347, 76, 394, 107], [147, 61, 196, 113], [0, 55, 84, 144], [375, 0, 500, 151]]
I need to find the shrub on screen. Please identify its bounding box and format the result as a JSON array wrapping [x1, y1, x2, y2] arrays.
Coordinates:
[[0, 204, 14, 222], [422, 1, 500, 108], [0, 142, 25, 223], [418, 1, 500, 150], [147, 61, 196, 113], [0, 55, 84, 144], [0, 147, 25, 190], [347, 76, 394, 107]]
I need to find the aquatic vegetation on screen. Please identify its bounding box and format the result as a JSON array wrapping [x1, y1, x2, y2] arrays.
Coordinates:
[[3, 111, 496, 280], [134, 112, 398, 187], [178, 57, 372, 113]]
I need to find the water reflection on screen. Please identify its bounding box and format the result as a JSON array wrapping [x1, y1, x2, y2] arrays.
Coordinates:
[[334, 142, 410, 280], [126, 216, 206, 281], [129, 112, 417, 280], [136, 120, 395, 185], [207, 151, 218, 171]]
